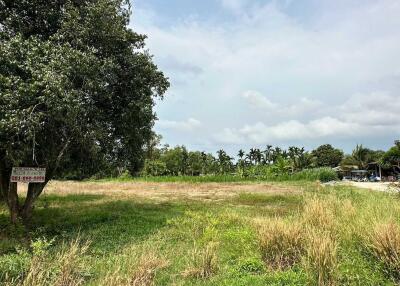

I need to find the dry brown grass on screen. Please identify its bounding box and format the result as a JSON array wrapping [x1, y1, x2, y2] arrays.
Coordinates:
[[258, 219, 304, 270], [130, 254, 169, 286], [366, 221, 400, 280], [302, 197, 336, 232], [101, 253, 169, 286], [305, 231, 338, 286], [182, 243, 218, 279], [40, 181, 300, 202], [18, 238, 90, 286]]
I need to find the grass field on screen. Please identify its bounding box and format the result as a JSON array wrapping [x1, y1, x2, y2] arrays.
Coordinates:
[[1, 179, 400, 285]]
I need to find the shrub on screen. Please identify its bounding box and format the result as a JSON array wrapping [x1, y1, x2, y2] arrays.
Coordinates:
[[293, 168, 338, 182], [258, 219, 304, 270]]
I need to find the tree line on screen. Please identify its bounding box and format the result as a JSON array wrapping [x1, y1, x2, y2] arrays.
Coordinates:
[[139, 141, 400, 178]]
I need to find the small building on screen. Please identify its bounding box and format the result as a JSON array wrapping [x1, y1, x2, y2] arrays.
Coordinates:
[[350, 170, 368, 181], [368, 162, 400, 182]]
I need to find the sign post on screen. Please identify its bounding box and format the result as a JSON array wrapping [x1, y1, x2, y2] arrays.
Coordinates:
[[10, 167, 46, 183]]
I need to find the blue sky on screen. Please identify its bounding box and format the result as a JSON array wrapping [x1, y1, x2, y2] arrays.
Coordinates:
[[131, 0, 400, 155]]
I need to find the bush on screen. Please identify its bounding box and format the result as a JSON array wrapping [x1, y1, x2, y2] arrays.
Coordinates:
[[293, 168, 338, 182]]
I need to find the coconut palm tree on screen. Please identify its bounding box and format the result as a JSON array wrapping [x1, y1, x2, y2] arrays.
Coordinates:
[[254, 148, 263, 165], [238, 149, 245, 160], [263, 145, 273, 164], [247, 148, 257, 165], [352, 144, 369, 169]]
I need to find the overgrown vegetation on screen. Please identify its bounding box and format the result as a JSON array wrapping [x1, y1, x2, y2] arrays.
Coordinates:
[[1, 181, 400, 285]]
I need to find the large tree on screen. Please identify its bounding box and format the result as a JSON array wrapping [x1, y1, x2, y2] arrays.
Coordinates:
[[0, 0, 169, 223], [312, 144, 343, 168]]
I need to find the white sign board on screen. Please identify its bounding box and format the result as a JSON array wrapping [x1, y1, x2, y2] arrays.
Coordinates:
[[11, 167, 46, 183]]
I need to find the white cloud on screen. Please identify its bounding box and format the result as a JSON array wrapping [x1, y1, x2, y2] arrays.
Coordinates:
[[219, 0, 249, 13], [215, 90, 400, 145], [157, 118, 202, 132], [215, 117, 370, 144], [242, 90, 276, 110], [340, 92, 400, 126]]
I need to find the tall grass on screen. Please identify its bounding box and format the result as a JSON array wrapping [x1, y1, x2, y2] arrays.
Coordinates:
[[258, 219, 304, 270], [182, 243, 219, 279], [101, 253, 169, 286], [6, 237, 90, 286], [365, 221, 400, 281], [306, 231, 338, 286]]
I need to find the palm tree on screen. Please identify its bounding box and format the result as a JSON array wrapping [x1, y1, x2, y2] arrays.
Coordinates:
[[288, 146, 297, 173], [254, 148, 263, 165], [247, 148, 257, 165], [263, 145, 273, 164], [272, 147, 282, 163], [238, 149, 245, 160], [352, 144, 369, 169]]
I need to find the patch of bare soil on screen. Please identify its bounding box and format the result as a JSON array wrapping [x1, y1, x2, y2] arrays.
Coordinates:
[[40, 181, 301, 201], [347, 182, 394, 192]]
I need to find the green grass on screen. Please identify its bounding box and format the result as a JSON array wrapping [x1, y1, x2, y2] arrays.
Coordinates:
[[93, 168, 337, 184], [0, 181, 399, 285]]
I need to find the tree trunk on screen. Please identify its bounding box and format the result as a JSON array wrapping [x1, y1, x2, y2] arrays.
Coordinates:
[[20, 182, 46, 224], [8, 182, 19, 224], [0, 170, 9, 204]]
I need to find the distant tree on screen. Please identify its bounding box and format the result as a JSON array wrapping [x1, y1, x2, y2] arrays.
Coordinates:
[[217, 149, 233, 174], [142, 159, 168, 177], [144, 133, 163, 161], [161, 146, 188, 175], [263, 145, 273, 164], [381, 144, 400, 168], [187, 151, 203, 176], [238, 149, 245, 160], [351, 144, 370, 169], [312, 144, 344, 168], [254, 149, 263, 165], [247, 148, 257, 165], [0, 0, 169, 223], [296, 151, 315, 170], [271, 147, 282, 163]]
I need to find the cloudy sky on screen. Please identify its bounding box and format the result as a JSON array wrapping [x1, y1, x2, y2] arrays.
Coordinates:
[[132, 0, 400, 155]]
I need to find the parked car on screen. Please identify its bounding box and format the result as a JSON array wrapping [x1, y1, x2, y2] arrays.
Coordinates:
[[369, 175, 382, 182]]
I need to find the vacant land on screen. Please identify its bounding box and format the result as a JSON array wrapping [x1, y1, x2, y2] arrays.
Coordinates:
[[1, 180, 400, 285], [348, 182, 394, 192]]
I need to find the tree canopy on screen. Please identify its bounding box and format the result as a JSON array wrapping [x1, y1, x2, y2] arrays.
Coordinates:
[[311, 144, 343, 168], [0, 0, 169, 222]]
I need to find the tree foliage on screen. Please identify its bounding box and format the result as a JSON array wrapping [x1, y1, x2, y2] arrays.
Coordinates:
[[311, 144, 343, 168], [0, 0, 169, 222]]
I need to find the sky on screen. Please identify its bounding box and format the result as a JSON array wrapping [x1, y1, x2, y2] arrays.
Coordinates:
[[131, 0, 400, 156]]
